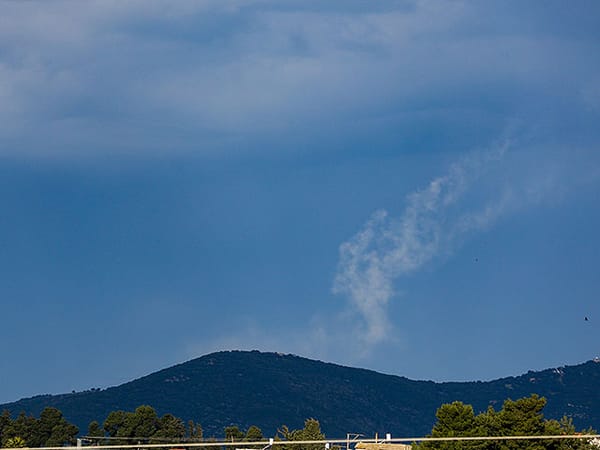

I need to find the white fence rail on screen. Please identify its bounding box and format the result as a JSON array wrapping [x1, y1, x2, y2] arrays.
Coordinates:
[[2, 435, 600, 450]]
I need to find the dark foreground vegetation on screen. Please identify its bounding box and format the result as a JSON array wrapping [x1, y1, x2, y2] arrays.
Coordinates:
[[0, 404, 325, 448], [416, 394, 596, 450], [1, 395, 596, 449], [0, 407, 78, 447]]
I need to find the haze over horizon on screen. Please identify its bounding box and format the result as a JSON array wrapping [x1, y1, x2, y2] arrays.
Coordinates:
[[1, 0, 599, 404]]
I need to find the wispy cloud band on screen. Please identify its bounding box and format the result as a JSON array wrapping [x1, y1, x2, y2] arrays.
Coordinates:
[[1, 1, 598, 158], [332, 142, 512, 347]]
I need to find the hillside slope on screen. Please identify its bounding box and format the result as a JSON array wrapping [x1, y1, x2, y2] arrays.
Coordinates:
[[2, 351, 599, 438]]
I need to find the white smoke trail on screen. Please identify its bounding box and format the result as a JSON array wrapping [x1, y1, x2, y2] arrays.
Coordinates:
[[332, 142, 510, 348]]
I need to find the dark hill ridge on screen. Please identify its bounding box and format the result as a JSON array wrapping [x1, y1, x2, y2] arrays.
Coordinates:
[[2, 351, 600, 438]]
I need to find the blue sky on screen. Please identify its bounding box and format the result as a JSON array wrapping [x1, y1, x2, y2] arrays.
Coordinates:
[[1, 0, 600, 404]]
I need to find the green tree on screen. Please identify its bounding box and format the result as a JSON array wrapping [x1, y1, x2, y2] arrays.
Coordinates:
[[0, 408, 77, 448], [88, 420, 104, 437], [416, 395, 597, 450], [299, 419, 325, 440], [224, 425, 245, 441], [118, 405, 160, 441], [102, 407, 201, 445], [87, 420, 105, 445], [30, 407, 78, 447], [497, 395, 546, 438], [245, 425, 264, 441], [277, 419, 325, 450], [242, 425, 264, 449], [30, 407, 61, 446], [3, 412, 36, 447], [153, 414, 186, 441], [542, 416, 595, 450], [418, 402, 478, 450], [104, 410, 127, 438], [0, 410, 11, 444], [487, 395, 554, 450], [187, 420, 203, 441]]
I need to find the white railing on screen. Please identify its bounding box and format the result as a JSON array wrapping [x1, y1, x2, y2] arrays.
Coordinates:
[[2, 434, 600, 450]]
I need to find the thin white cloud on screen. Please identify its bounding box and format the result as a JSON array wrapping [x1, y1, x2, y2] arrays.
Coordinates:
[[331, 136, 600, 352], [332, 141, 514, 348]]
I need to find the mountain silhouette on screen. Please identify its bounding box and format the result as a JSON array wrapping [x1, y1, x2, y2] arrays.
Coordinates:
[[2, 351, 599, 438]]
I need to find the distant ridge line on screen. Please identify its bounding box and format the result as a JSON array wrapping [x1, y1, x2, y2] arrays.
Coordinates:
[[1, 351, 599, 437]]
